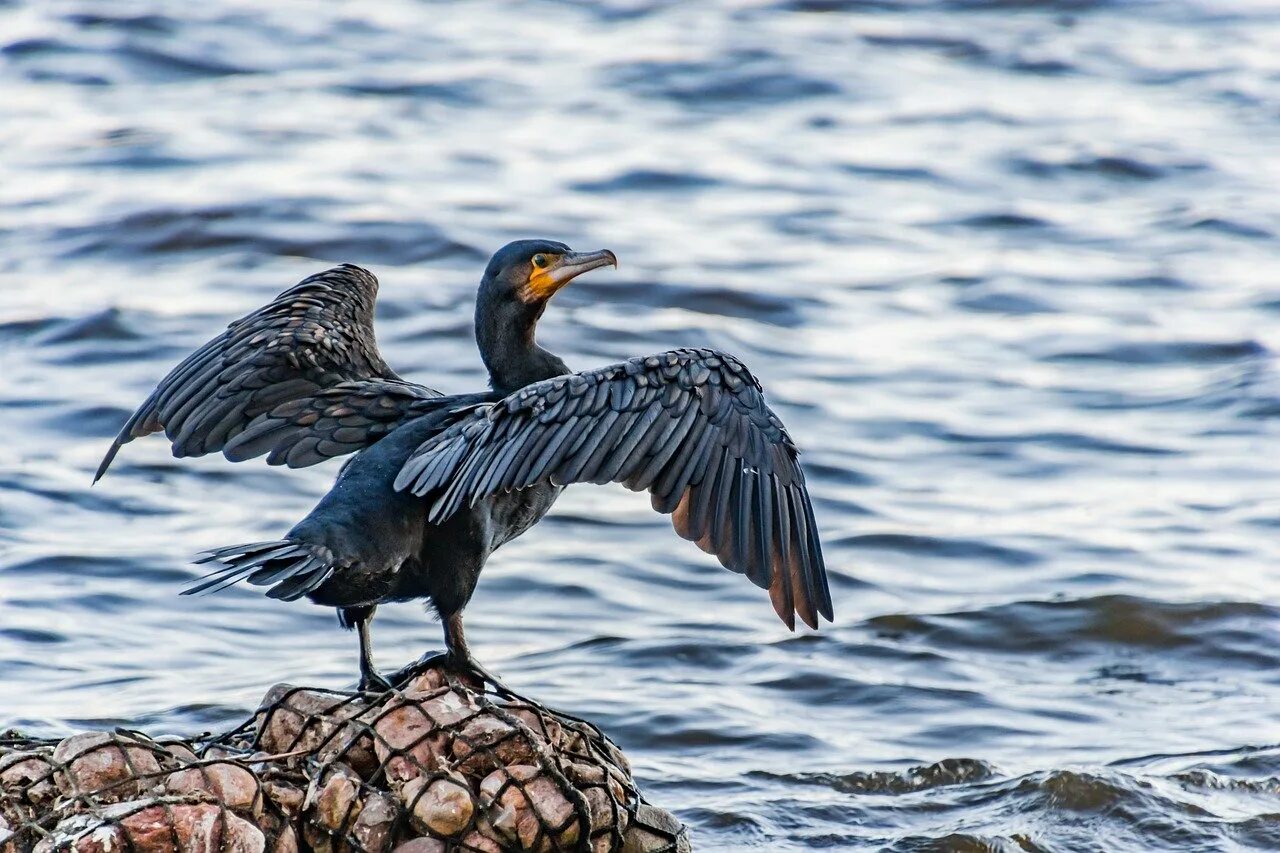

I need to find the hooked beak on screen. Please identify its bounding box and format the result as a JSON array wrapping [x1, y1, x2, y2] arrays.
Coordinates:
[[527, 249, 618, 300]]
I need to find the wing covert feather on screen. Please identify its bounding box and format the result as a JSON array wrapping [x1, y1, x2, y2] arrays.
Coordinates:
[[96, 264, 436, 479], [394, 347, 833, 630]]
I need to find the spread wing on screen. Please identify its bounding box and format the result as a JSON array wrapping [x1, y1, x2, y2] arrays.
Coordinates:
[[394, 348, 833, 630], [95, 264, 437, 480], [222, 378, 447, 468]]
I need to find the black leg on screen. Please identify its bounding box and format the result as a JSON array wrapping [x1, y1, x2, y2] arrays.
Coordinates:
[[441, 612, 526, 700], [387, 612, 528, 701], [349, 607, 393, 693]]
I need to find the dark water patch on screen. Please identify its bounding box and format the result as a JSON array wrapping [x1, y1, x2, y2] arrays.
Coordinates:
[[4, 37, 248, 83], [892, 107, 1023, 126], [1105, 273, 1193, 291], [885, 833, 1035, 852], [572, 277, 817, 326], [836, 533, 1042, 567], [1026, 769, 1204, 816], [39, 404, 136, 438], [1, 555, 191, 584], [947, 0, 1114, 9], [570, 169, 721, 193], [1043, 339, 1267, 366], [613, 714, 822, 752], [867, 596, 1280, 663], [862, 33, 989, 60], [779, 0, 914, 11], [0, 628, 65, 644], [63, 12, 175, 34], [956, 290, 1056, 315], [1186, 217, 1273, 240], [1010, 154, 1174, 181], [2, 37, 78, 57], [607, 54, 840, 106], [757, 758, 998, 795], [333, 79, 492, 105], [1, 476, 179, 518], [0, 316, 62, 340], [841, 162, 947, 183], [33, 308, 141, 344], [52, 203, 482, 265], [21, 68, 110, 87], [1233, 815, 1280, 849], [616, 639, 762, 669], [63, 127, 197, 171], [949, 427, 1175, 455], [801, 459, 877, 487], [950, 212, 1052, 230], [766, 675, 992, 711], [1006, 57, 1076, 76], [1171, 769, 1280, 795], [115, 44, 250, 81]]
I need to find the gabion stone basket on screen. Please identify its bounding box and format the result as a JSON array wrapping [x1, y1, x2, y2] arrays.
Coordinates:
[[0, 668, 690, 853]]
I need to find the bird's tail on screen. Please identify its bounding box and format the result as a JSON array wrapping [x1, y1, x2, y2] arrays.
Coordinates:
[[184, 540, 338, 601]]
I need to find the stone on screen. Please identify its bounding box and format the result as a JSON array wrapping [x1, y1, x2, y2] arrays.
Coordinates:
[[165, 762, 261, 814], [400, 774, 473, 838], [51, 734, 163, 802]]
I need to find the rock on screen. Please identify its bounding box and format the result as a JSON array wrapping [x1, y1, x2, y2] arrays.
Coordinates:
[[51, 734, 163, 802], [456, 828, 505, 853], [371, 691, 477, 783], [161, 743, 199, 765], [506, 707, 564, 750], [5, 673, 656, 853], [350, 791, 396, 853], [0, 813, 18, 853], [400, 774, 473, 838], [311, 766, 362, 833], [302, 820, 334, 853], [257, 686, 376, 778], [401, 670, 447, 696], [0, 753, 58, 806], [263, 780, 305, 816], [622, 804, 689, 853], [165, 762, 261, 814], [479, 765, 580, 852], [270, 822, 299, 853], [391, 839, 446, 853], [565, 764, 628, 835], [36, 803, 265, 853], [451, 715, 542, 775]]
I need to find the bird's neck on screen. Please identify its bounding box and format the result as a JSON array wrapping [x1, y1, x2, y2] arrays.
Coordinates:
[[476, 296, 569, 395]]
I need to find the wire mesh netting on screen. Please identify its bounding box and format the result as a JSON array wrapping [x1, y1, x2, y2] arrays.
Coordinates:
[[0, 668, 689, 853]]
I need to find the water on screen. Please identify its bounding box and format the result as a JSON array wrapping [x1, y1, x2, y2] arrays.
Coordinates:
[[2, 0, 1280, 849]]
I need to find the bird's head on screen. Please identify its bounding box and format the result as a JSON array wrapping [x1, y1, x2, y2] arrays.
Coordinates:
[[481, 239, 618, 306]]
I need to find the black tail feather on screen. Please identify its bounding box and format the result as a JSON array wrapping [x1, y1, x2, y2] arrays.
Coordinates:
[[184, 540, 335, 601]]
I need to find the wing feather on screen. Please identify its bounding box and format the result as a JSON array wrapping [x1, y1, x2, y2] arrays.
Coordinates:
[[96, 265, 439, 480], [398, 348, 832, 630]]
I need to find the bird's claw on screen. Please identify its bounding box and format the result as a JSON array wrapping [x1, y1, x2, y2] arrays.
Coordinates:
[[387, 650, 532, 704], [357, 668, 396, 694]]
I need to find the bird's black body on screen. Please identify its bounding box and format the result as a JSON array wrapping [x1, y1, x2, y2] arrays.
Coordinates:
[[278, 405, 561, 615], [96, 239, 833, 689]]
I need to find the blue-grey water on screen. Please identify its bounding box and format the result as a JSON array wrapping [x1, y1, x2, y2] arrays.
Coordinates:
[[3, 1, 1280, 850]]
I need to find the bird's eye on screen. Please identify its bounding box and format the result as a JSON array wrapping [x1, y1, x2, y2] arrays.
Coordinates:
[[532, 254, 548, 269]]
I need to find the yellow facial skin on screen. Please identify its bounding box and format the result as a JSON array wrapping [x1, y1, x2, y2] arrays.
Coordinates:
[[518, 248, 618, 304], [521, 253, 565, 302]]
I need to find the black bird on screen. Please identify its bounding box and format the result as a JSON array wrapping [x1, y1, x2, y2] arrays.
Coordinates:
[[95, 240, 833, 690]]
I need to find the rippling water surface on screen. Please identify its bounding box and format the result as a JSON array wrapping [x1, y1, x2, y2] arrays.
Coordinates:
[[3, 0, 1280, 849]]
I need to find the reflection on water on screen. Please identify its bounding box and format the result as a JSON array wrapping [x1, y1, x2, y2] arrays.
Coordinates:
[[2, 0, 1280, 849]]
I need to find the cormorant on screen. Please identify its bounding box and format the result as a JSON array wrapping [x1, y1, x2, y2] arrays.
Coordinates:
[[95, 240, 833, 690]]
